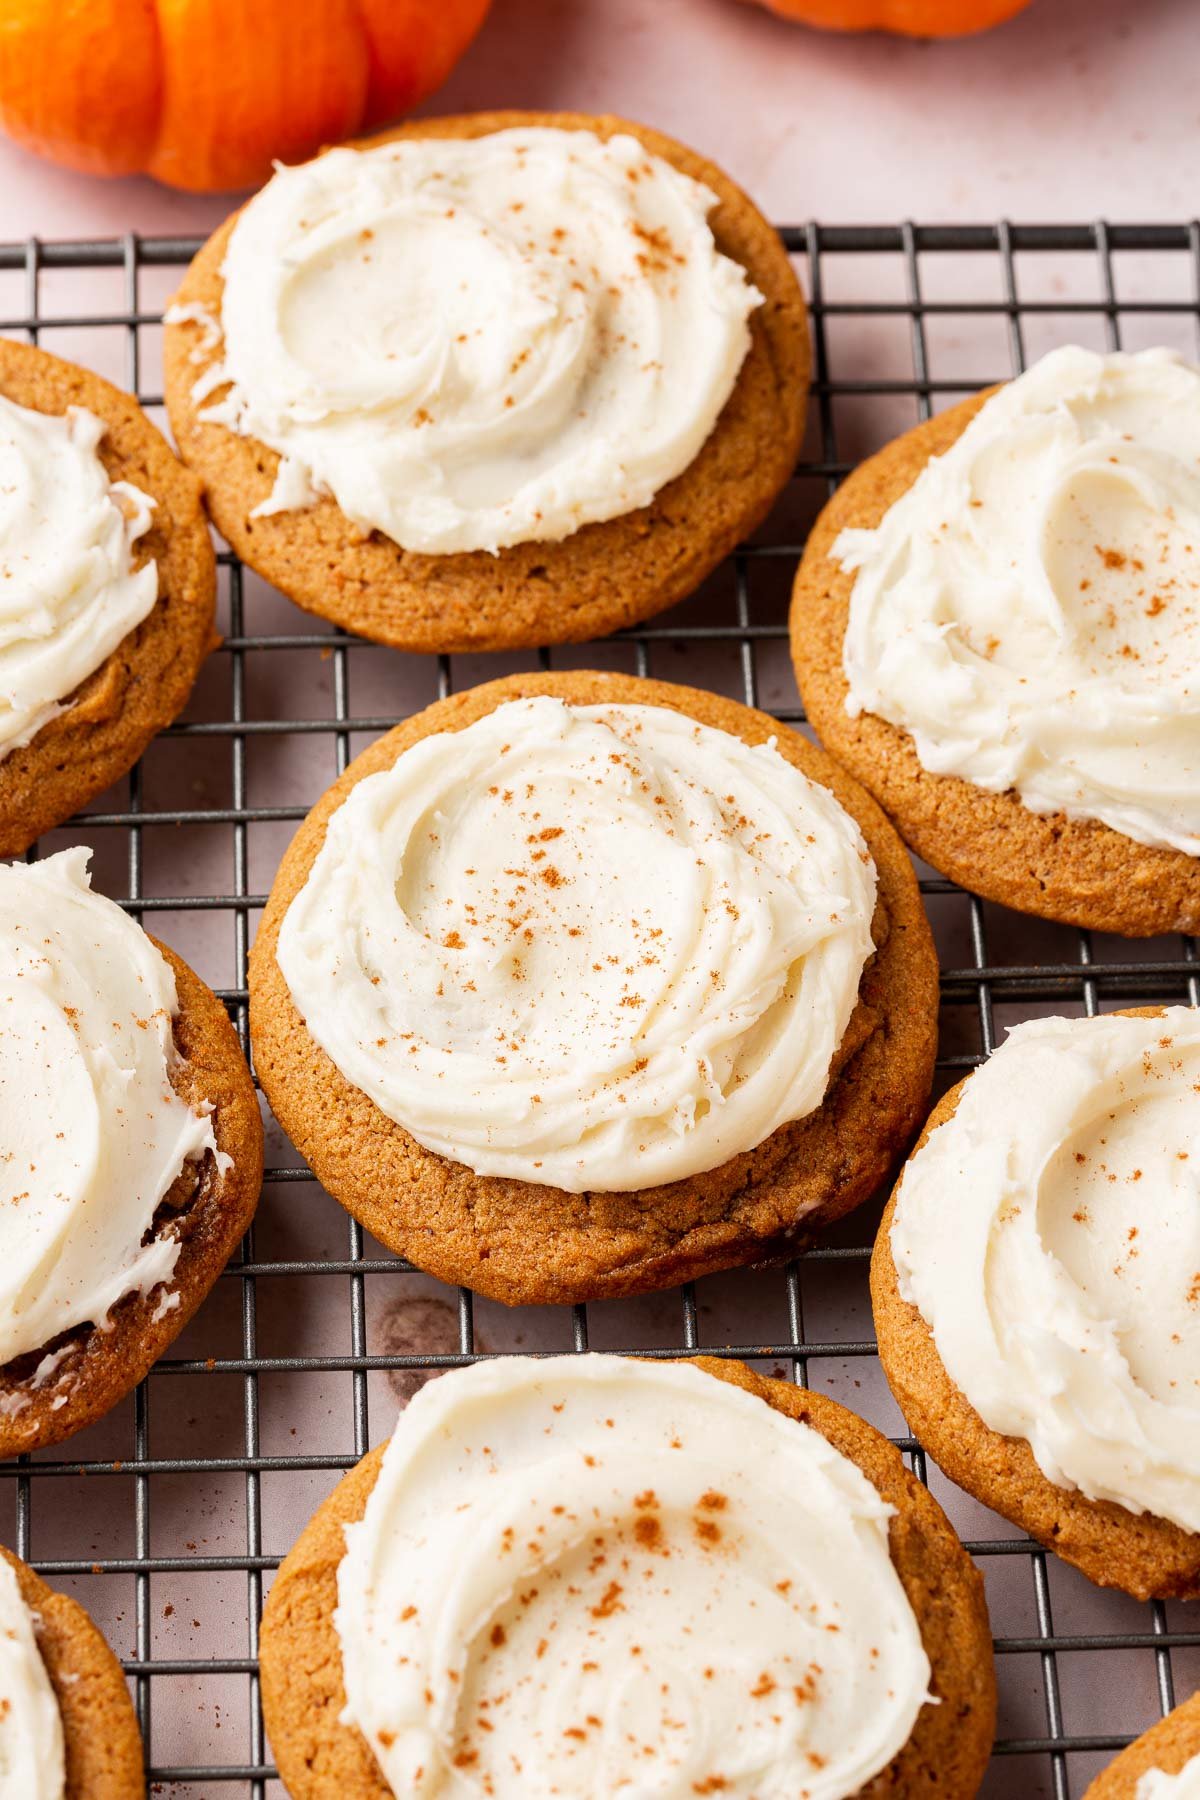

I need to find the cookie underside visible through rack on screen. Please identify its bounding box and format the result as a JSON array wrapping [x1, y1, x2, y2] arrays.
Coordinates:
[[1, 221, 1198, 1798]]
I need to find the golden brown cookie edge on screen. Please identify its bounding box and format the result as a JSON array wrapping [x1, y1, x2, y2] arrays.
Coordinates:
[[248, 669, 938, 1306], [0, 337, 217, 857], [0, 932, 263, 1456], [789, 392, 1200, 938], [259, 1356, 995, 1800], [870, 1007, 1200, 1601], [1, 1543, 144, 1797], [1084, 1690, 1200, 1798], [164, 110, 810, 654]]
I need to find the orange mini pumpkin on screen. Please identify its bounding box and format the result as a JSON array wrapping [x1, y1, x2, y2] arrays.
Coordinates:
[[747, 0, 1032, 33], [0, 0, 492, 193]]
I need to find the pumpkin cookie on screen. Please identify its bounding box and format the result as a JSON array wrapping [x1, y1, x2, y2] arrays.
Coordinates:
[[873, 1006, 1200, 1600], [791, 347, 1200, 937], [0, 1544, 143, 1795], [249, 670, 937, 1306], [164, 111, 809, 654], [260, 1354, 995, 1799], [1085, 1692, 1200, 1798], [0, 337, 216, 858], [0, 850, 263, 1457]]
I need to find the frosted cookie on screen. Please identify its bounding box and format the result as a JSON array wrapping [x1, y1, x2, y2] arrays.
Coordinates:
[[260, 1353, 995, 1799], [249, 670, 937, 1305], [1085, 1692, 1200, 1797], [872, 1006, 1200, 1599], [164, 111, 809, 654], [0, 1544, 142, 1796], [0, 849, 262, 1455], [791, 347, 1200, 936], [0, 338, 216, 858]]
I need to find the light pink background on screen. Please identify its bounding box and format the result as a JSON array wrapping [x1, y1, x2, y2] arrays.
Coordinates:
[[0, 0, 1192, 239], [1, 2, 1195, 1794]]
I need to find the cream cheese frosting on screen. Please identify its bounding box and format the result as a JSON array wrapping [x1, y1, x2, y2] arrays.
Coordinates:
[[0, 849, 222, 1367], [891, 1007, 1200, 1531], [335, 1354, 932, 1799], [276, 697, 877, 1193], [0, 396, 157, 761], [184, 127, 761, 555], [1139, 1753, 1200, 1799], [0, 1558, 65, 1797], [838, 346, 1200, 854]]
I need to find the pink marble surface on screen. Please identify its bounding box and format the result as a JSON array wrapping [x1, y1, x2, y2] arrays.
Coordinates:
[[0, 0, 1192, 241]]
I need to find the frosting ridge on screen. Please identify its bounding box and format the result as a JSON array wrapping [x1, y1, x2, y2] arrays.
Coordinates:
[[839, 346, 1200, 853], [1139, 1751, 1200, 1798], [276, 697, 877, 1192], [891, 1007, 1200, 1530], [188, 128, 761, 555], [0, 1557, 64, 1797], [0, 397, 156, 761], [0, 850, 221, 1367], [335, 1354, 932, 1799]]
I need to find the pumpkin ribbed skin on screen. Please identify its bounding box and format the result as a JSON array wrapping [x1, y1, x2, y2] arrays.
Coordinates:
[[748, 0, 1032, 34], [0, 0, 491, 192]]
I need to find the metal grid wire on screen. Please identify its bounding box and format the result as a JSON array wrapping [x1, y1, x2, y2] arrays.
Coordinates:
[[2, 220, 1199, 1798]]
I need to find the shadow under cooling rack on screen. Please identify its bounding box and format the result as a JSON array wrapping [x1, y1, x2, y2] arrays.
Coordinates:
[[2, 220, 1199, 1796]]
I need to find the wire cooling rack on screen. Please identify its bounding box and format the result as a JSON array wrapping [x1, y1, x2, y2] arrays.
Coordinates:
[[3, 221, 1200, 1798]]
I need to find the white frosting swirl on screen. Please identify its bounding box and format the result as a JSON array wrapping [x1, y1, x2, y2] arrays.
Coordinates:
[[276, 697, 876, 1192], [838, 347, 1200, 853], [0, 849, 221, 1367], [335, 1354, 931, 1800], [1139, 1752, 1200, 1798], [891, 1007, 1200, 1530], [189, 127, 761, 555], [0, 395, 156, 761], [0, 1558, 64, 1797]]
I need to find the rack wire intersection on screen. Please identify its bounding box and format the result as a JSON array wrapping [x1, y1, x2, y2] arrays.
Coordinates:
[[5, 220, 1200, 1797]]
